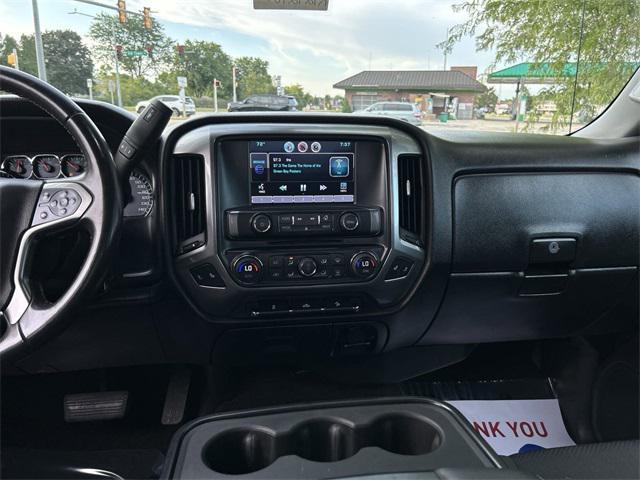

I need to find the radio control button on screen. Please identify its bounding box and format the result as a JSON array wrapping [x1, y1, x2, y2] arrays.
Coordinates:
[[340, 212, 359, 231], [351, 252, 378, 278], [252, 214, 272, 233], [298, 257, 318, 277], [278, 215, 293, 226]]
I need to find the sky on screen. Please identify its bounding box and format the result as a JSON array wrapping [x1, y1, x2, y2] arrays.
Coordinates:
[[0, 0, 519, 97]]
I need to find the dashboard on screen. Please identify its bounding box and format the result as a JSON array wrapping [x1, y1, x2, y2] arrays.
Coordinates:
[[1, 97, 638, 370]]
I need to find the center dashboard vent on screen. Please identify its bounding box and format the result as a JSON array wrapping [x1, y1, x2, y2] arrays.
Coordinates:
[[397, 154, 424, 247], [170, 154, 206, 255]]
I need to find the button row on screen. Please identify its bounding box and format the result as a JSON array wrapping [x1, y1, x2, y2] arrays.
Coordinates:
[[249, 296, 362, 318], [384, 257, 414, 280], [268, 254, 346, 281]]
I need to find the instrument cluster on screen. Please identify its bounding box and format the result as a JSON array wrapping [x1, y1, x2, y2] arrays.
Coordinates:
[[1, 154, 87, 179], [1, 153, 154, 217]]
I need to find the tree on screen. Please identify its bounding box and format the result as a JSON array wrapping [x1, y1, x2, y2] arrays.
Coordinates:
[[234, 57, 274, 98], [89, 12, 174, 78], [10, 31, 93, 95], [166, 40, 233, 98], [284, 84, 313, 109], [443, 0, 640, 130], [0, 34, 19, 67], [474, 86, 498, 110]]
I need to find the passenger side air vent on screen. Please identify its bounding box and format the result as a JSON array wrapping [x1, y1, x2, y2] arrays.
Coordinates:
[[397, 154, 424, 247], [170, 154, 206, 255]]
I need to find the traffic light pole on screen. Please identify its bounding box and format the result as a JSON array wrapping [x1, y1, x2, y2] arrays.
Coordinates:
[[113, 40, 123, 108], [31, 0, 47, 81]]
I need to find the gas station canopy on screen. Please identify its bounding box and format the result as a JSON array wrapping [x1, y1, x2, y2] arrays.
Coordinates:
[[488, 62, 578, 84]]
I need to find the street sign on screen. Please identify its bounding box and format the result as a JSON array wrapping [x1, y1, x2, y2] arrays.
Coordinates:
[[124, 50, 148, 57], [86, 78, 93, 88], [177, 76, 188, 88], [253, 0, 329, 10], [107, 80, 115, 93]]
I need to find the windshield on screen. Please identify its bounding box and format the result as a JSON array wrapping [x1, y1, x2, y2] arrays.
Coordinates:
[[1, 0, 638, 134]]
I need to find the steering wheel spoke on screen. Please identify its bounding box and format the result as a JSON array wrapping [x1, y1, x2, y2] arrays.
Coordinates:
[[31, 181, 93, 228]]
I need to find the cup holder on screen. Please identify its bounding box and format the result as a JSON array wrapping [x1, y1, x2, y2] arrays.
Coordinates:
[[202, 414, 441, 474], [203, 428, 278, 475], [290, 419, 357, 462], [368, 413, 441, 455]]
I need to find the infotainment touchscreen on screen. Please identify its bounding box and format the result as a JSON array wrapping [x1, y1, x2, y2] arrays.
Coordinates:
[[249, 139, 355, 204]]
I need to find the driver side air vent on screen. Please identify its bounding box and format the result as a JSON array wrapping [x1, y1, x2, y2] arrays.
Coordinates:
[[170, 154, 206, 255], [397, 154, 424, 247]]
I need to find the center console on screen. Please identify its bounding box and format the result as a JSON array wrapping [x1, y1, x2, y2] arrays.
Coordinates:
[[169, 123, 426, 325], [161, 398, 515, 479]]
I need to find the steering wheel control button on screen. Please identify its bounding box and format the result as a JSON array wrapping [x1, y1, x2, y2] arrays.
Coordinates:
[[298, 257, 318, 277], [33, 187, 85, 225], [340, 212, 359, 231], [251, 213, 272, 233], [351, 252, 378, 278], [47, 189, 81, 217], [233, 256, 263, 284], [530, 238, 577, 264], [191, 264, 225, 288], [385, 258, 414, 280]]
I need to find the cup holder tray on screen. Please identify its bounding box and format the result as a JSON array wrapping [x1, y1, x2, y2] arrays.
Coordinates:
[[162, 398, 502, 479]]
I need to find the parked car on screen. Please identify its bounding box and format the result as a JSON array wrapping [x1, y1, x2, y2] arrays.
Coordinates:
[[227, 94, 298, 112], [357, 101, 422, 125], [136, 95, 196, 117]]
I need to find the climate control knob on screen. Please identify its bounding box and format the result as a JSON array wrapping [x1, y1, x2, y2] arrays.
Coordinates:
[[233, 255, 263, 284], [351, 252, 378, 278], [251, 214, 272, 233], [298, 257, 318, 277]]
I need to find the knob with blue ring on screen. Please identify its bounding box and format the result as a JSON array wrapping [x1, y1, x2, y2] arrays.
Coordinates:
[[233, 255, 263, 284], [351, 252, 378, 278]]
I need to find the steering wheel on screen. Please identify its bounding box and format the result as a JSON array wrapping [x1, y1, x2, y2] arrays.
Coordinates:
[[0, 66, 122, 356]]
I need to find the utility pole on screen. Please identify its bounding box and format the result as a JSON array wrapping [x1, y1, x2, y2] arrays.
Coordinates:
[[232, 66, 237, 103], [32, 0, 47, 81]]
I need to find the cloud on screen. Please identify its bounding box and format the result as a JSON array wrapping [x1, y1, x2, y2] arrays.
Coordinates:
[[3, 0, 495, 95], [126, 0, 478, 94]]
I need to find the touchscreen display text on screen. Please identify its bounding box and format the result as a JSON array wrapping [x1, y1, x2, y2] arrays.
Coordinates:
[[249, 140, 355, 204]]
